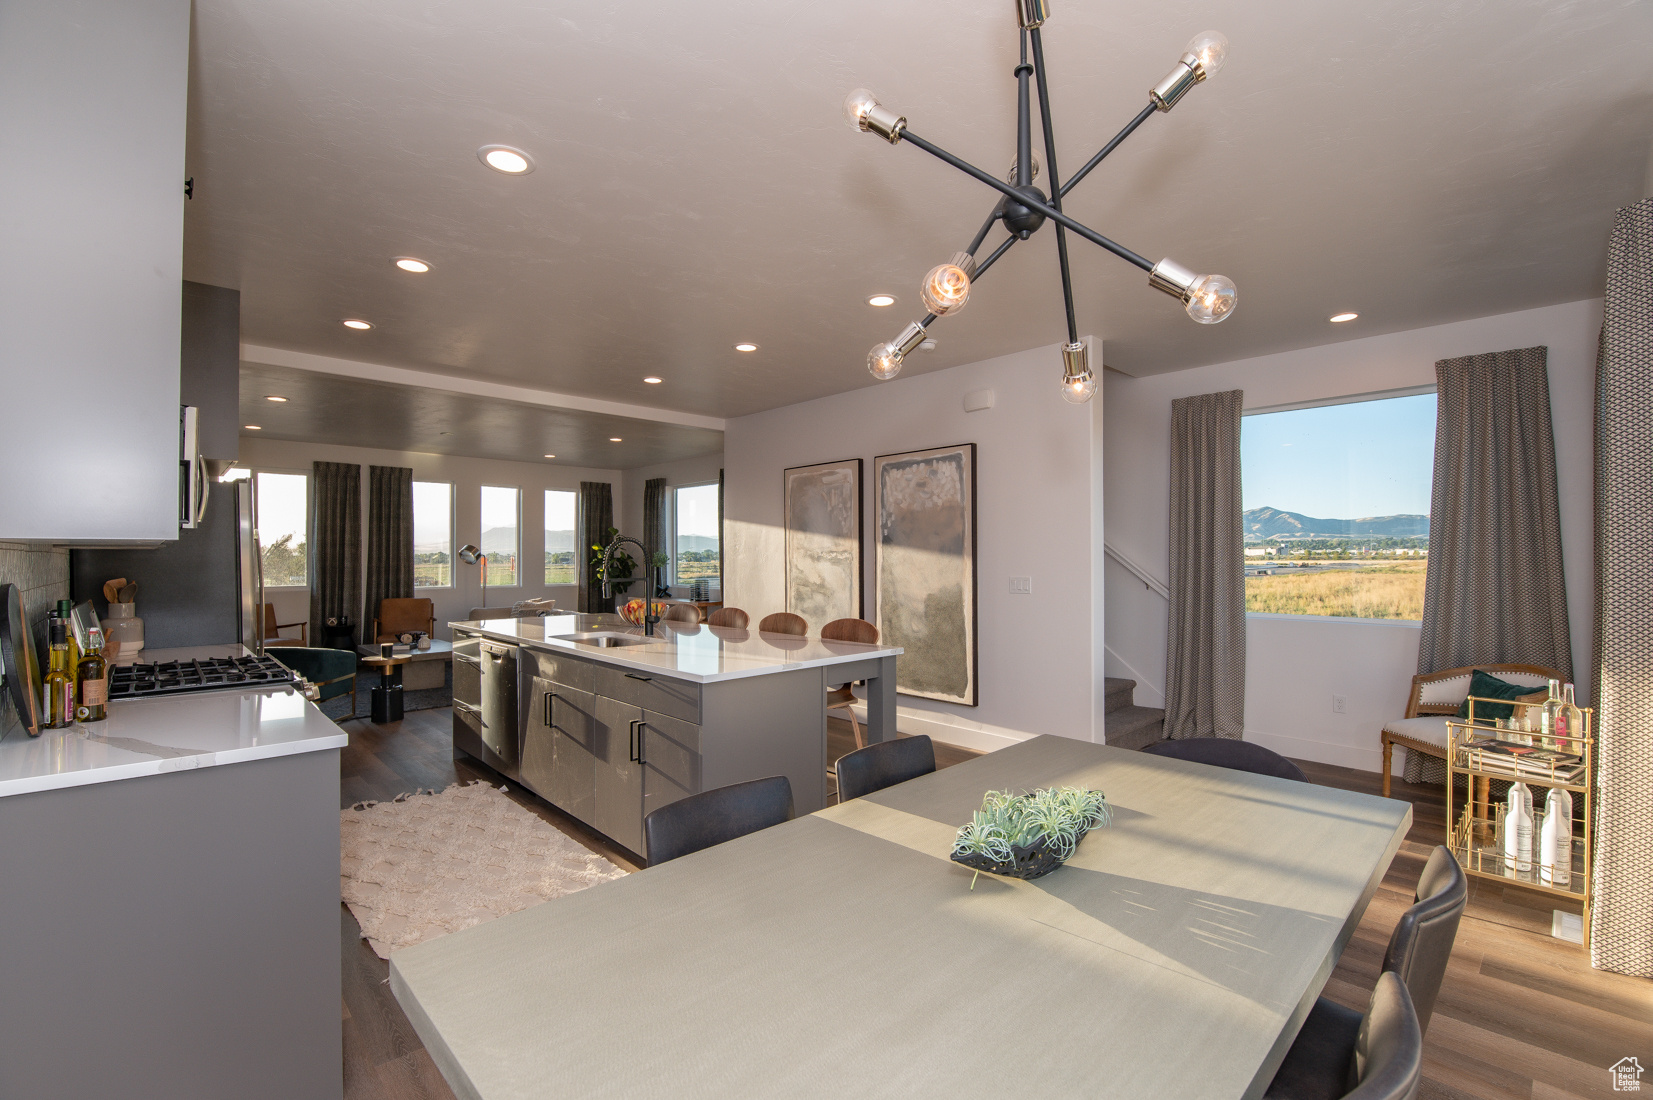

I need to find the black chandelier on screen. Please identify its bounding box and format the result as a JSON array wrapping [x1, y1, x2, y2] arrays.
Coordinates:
[[845, 0, 1236, 403]]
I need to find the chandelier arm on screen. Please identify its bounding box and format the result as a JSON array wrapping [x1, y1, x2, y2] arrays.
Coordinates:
[[1060, 102, 1157, 200], [1028, 27, 1078, 344], [899, 129, 1155, 272], [970, 232, 1019, 280], [1015, 33, 1033, 189], [965, 208, 1002, 256]]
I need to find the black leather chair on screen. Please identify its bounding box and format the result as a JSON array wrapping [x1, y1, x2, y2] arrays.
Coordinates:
[[1284, 972, 1422, 1100], [834, 735, 936, 802], [1267, 847, 1465, 1099], [643, 776, 794, 866], [1141, 736, 1309, 783]]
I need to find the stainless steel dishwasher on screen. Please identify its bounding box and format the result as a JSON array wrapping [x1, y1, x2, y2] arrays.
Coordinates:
[[451, 633, 520, 779]]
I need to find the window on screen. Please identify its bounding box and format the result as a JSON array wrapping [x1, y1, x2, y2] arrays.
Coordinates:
[[1241, 391, 1435, 620], [544, 489, 577, 585], [480, 485, 520, 587], [254, 471, 309, 588], [673, 483, 720, 586], [414, 482, 453, 588]]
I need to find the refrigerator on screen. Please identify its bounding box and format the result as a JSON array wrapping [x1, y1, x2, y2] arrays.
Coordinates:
[[70, 479, 264, 654]]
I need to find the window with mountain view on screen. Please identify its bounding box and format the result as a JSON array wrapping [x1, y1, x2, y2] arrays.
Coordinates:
[[1241, 391, 1436, 619], [673, 483, 719, 587], [545, 489, 576, 585], [413, 482, 452, 587], [480, 485, 519, 587]]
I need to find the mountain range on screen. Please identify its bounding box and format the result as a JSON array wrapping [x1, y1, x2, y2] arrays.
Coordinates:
[[1244, 506, 1429, 539]]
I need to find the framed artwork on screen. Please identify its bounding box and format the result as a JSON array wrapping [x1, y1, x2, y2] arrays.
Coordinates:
[[784, 459, 863, 627], [873, 443, 977, 706]]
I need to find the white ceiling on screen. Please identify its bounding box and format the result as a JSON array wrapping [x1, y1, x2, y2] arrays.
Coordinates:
[[184, 0, 1653, 421]]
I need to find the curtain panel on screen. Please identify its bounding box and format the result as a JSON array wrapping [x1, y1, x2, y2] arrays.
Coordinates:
[[644, 478, 667, 574], [1163, 389, 1245, 740], [363, 466, 414, 637], [308, 461, 361, 643], [717, 468, 724, 594], [578, 481, 615, 613], [1592, 196, 1653, 976]]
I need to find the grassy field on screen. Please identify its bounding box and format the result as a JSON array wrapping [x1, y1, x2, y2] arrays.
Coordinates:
[[675, 559, 719, 581], [1245, 561, 1428, 620]]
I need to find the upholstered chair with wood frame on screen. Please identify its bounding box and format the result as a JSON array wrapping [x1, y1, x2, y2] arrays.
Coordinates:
[[261, 603, 307, 647], [1379, 663, 1558, 796], [821, 617, 879, 749], [373, 597, 436, 644]]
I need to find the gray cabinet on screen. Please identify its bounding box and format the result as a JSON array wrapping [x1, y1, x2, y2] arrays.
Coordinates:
[[640, 709, 700, 824], [523, 676, 597, 828], [593, 696, 646, 855]]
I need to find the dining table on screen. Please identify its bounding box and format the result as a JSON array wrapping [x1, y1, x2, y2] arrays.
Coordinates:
[[390, 735, 1412, 1100]]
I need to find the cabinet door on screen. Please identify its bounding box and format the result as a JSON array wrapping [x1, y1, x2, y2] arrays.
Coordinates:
[[641, 710, 702, 824], [593, 695, 645, 856], [523, 677, 599, 829]]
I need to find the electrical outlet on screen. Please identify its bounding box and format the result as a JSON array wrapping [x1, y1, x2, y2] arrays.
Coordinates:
[[1332, 694, 1348, 714], [1009, 576, 1032, 595]]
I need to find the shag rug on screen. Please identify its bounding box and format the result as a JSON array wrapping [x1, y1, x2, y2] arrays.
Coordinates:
[[340, 781, 627, 958], [320, 664, 453, 722]]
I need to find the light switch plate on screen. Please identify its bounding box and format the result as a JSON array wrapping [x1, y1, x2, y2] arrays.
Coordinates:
[[1009, 576, 1032, 595]]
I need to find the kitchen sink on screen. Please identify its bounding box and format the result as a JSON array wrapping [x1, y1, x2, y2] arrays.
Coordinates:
[[556, 631, 656, 649]]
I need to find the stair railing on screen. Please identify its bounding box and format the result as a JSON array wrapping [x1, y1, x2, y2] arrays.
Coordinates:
[[1104, 542, 1169, 601]]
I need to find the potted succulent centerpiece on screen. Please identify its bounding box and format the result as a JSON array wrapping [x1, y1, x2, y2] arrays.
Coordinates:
[[950, 786, 1111, 884]]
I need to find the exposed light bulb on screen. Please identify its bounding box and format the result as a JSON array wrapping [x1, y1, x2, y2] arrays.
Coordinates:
[[1185, 274, 1238, 324], [1006, 154, 1041, 184], [1060, 341, 1096, 404], [868, 341, 903, 380], [842, 88, 904, 142], [1186, 31, 1229, 79], [921, 254, 974, 316], [843, 89, 880, 131]]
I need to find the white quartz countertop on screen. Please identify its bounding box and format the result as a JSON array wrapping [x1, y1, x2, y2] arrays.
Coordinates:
[[450, 613, 901, 684], [0, 683, 348, 799]]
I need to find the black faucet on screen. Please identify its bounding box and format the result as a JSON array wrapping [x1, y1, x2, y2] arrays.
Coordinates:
[[600, 533, 661, 636]]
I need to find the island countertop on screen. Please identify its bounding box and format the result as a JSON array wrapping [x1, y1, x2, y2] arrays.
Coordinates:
[[450, 613, 901, 685], [0, 643, 348, 798]]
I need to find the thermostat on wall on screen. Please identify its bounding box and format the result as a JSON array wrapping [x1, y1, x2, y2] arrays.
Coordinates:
[[963, 389, 996, 413]]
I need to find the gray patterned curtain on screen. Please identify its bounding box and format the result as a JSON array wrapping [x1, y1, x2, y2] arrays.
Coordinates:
[[643, 477, 667, 572], [1592, 196, 1653, 976], [1417, 346, 1571, 680], [308, 461, 361, 643], [362, 466, 414, 638], [1163, 389, 1245, 740], [578, 481, 614, 613], [718, 467, 724, 593]]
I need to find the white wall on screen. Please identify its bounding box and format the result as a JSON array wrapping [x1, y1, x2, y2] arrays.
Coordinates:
[[236, 437, 624, 641], [723, 342, 1104, 752], [1104, 298, 1600, 771], [619, 452, 724, 596]]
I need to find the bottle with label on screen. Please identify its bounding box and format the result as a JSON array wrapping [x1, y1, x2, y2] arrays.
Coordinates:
[[55, 598, 81, 671], [1540, 786, 1574, 888], [1503, 782, 1534, 877], [75, 627, 108, 724], [42, 618, 76, 729], [1558, 683, 1583, 751], [1539, 679, 1563, 749]]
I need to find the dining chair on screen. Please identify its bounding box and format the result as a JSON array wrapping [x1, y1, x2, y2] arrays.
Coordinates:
[[261, 603, 307, 647], [758, 611, 808, 636], [663, 603, 703, 624], [643, 776, 794, 866], [1266, 972, 1422, 1100], [1141, 736, 1309, 783], [821, 617, 879, 748], [707, 606, 748, 629], [834, 735, 935, 802], [1266, 846, 1465, 1099]]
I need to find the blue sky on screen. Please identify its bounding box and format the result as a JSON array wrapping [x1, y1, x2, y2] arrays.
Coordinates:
[[1241, 393, 1437, 518]]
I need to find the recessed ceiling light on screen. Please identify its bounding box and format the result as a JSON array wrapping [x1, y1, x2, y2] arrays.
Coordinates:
[[394, 257, 431, 273], [643, 376, 662, 384], [919, 339, 938, 351], [244, 424, 261, 430], [609, 437, 623, 442], [264, 395, 287, 402], [478, 145, 534, 174], [1329, 312, 1359, 323], [342, 318, 373, 330], [733, 342, 758, 352], [543, 453, 556, 459], [868, 294, 896, 307]]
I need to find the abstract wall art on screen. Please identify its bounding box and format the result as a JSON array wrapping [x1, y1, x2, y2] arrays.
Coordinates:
[[784, 458, 863, 628]]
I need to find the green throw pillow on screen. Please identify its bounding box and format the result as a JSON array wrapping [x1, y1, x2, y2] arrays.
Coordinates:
[[1455, 669, 1536, 722]]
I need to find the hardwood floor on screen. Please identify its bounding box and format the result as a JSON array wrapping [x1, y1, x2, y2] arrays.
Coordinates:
[[337, 713, 1650, 1099]]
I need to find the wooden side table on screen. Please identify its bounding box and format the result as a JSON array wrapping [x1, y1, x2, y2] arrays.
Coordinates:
[[361, 655, 410, 723]]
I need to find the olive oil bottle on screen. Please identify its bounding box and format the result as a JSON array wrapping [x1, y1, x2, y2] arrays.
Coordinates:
[[43, 618, 75, 729], [75, 627, 108, 724]]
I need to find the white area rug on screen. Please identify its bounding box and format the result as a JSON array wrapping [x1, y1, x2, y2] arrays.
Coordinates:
[[341, 781, 627, 958]]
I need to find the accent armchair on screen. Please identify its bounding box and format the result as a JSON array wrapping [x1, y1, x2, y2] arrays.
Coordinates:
[[1380, 663, 1557, 796], [373, 597, 436, 644], [261, 603, 307, 647], [269, 646, 357, 718]]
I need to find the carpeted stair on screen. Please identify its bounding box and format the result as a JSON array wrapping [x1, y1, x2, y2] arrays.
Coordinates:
[[1104, 676, 1165, 750]]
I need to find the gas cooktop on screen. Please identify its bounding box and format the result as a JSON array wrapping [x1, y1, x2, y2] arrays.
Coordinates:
[[108, 654, 298, 701]]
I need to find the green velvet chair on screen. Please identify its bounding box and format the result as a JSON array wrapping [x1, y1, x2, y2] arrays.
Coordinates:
[[269, 646, 358, 719]]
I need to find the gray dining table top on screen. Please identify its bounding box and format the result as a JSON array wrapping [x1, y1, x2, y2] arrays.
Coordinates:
[[389, 735, 1412, 1100]]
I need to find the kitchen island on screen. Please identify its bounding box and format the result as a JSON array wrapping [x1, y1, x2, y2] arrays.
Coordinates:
[[450, 613, 901, 856], [0, 645, 346, 1100]]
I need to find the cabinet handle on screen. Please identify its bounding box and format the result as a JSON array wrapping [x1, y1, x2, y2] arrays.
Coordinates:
[[454, 699, 486, 726], [624, 672, 653, 682], [629, 718, 641, 763], [636, 720, 646, 767], [454, 654, 480, 668], [544, 691, 557, 727]]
